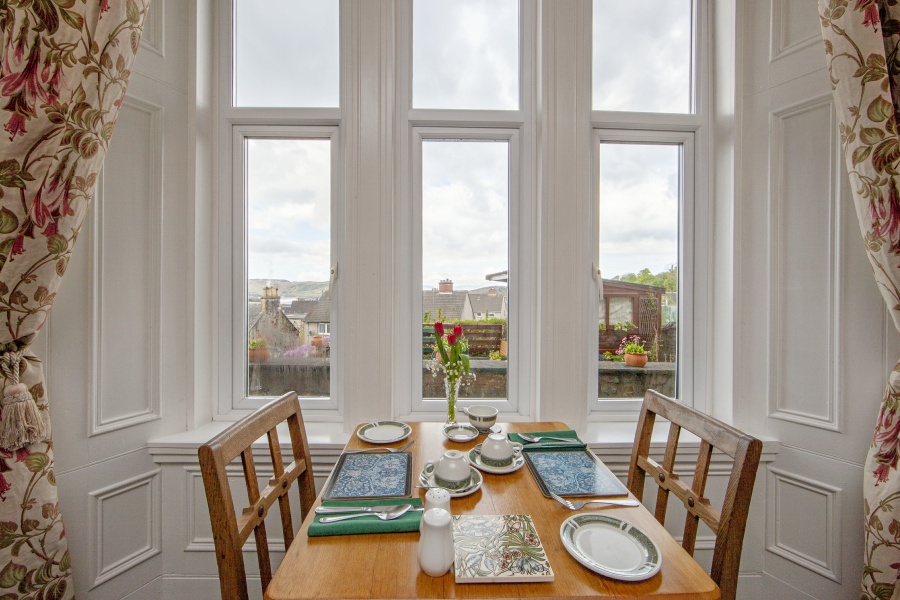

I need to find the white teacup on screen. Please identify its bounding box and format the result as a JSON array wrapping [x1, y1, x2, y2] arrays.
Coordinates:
[[480, 433, 523, 468], [462, 405, 499, 432], [423, 450, 471, 490]]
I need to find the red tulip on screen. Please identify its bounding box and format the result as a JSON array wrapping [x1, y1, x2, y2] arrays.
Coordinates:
[[447, 333, 457, 346], [434, 322, 444, 335], [453, 324, 462, 337]]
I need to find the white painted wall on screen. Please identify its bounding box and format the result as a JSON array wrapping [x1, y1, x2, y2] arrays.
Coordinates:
[[41, 0, 193, 596], [733, 0, 894, 597], [35, 1, 890, 598]]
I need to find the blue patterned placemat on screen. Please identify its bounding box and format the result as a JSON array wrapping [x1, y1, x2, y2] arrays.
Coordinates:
[[524, 449, 628, 497], [323, 452, 412, 500]]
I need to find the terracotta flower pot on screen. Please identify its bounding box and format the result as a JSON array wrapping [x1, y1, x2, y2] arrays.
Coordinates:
[[249, 347, 270, 363], [624, 353, 648, 367]]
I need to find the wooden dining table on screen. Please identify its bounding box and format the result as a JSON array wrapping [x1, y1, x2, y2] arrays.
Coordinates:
[[264, 421, 719, 600]]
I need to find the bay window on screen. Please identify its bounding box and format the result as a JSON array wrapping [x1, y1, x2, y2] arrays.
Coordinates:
[[215, 0, 708, 422]]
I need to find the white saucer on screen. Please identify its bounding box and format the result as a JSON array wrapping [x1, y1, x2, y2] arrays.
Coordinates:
[[471, 423, 502, 434], [467, 444, 525, 475], [443, 423, 479, 442], [418, 466, 483, 498], [356, 421, 412, 444]]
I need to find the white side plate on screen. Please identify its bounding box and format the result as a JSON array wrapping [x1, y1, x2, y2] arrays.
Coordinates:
[[559, 514, 662, 581], [356, 421, 412, 444]]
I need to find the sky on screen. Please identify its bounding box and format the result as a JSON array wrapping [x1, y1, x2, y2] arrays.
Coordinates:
[[241, 0, 689, 287]]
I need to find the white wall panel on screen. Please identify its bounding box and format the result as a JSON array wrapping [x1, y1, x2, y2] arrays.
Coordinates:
[[770, 0, 820, 61], [92, 96, 162, 435], [91, 470, 162, 587], [767, 467, 841, 582], [768, 95, 839, 430], [139, 0, 164, 58]]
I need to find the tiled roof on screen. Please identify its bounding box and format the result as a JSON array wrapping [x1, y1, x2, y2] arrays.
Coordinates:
[[422, 289, 468, 320], [286, 299, 318, 318], [469, 293, 504, 313], [305, 297, 331, 323]]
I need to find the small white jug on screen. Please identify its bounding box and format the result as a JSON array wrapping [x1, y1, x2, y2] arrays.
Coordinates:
[[418, 508, 455, 577]]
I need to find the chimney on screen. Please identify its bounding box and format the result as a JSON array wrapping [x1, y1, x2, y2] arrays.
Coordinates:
[[439, 279, 453, 293], [488, 288, 497, 296], [262, 285, 281, 314]]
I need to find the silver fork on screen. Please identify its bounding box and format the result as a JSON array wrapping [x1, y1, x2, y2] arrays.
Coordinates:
[[548, 490, 640, 510], [345, 440, 414, 454], [518, 433, 578, 443]]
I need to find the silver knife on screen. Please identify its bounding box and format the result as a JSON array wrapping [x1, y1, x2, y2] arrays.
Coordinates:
[[315, 504, 416, 514]]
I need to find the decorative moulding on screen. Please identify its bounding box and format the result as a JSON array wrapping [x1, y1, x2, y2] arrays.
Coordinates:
[[90, 469, 162, 588], [769, 0, 822, 63], [90, 95, 163, 436], [766, 466, 842, 583], [767, 94, 842, 432]]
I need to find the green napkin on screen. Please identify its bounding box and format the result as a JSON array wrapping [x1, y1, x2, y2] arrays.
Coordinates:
[[508, 429, 587, 452], [308, 497, 423, 537]]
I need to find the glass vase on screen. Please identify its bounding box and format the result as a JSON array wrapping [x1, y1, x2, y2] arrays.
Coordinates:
[[444, 377, 461, 425]]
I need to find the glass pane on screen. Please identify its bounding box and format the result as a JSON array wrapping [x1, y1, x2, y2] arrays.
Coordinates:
[[598, 143, 678, 399], [246, 139, 331, 398], [413, 0, 519, 110], [234, 0, 339, 107], [422, 141, 509, 405], [592, 0, 692, 113]]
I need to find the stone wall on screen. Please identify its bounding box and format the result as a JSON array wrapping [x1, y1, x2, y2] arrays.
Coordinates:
[[247, 358, 676, 400]]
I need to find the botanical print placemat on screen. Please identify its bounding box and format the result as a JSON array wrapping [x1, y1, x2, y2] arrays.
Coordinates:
[[524, 449, 629, 497], [452, 514, 554, 583], [322, 452, 412, 499]]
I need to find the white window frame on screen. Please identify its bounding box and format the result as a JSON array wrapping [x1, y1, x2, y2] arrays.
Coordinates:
[[214, 0, 344, 419], [394, 0, 538, 421], [317, 323, 331, 335], [589, 129, 705, 416], [586, 0, 711, 419], [218, 125, 342, 418]]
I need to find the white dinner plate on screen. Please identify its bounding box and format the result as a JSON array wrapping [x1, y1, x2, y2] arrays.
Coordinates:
[[559, 514, 662, 581], [418, 466, 483, 498], [466, 445, 525, 475], [356, 421, 412, 444]]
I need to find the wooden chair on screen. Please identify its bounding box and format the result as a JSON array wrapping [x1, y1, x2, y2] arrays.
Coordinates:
[[627, 390, 762, 600], [199, 392, 317, 600]]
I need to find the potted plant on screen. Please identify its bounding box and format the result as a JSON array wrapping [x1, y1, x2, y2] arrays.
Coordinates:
[[248, 337, 270, 362], [617, 335, 648, 367]]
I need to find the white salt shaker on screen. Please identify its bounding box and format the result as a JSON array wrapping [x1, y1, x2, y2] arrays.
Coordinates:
[[418, 508, 454, 577], [420, 488, 451, 532]]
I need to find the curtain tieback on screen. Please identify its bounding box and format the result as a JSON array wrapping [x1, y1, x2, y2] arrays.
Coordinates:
[[0, 350, 48, 450]]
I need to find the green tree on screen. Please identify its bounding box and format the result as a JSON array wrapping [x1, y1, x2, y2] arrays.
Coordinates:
[[614, 265, 677, 292]]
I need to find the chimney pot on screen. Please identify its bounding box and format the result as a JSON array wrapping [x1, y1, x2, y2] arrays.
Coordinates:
[[438, 279, 453, 293]]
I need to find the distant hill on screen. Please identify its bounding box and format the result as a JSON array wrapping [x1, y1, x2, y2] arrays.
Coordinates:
[[248, 279, 328, 300]]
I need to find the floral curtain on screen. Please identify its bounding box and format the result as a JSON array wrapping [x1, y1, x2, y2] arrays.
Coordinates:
[[820, 1, 900, 598], [0, 0, 150, 597]]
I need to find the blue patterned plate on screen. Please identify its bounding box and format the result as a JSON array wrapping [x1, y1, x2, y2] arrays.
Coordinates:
[[523, 448, 629, 497], [323, 452, 412, 500], [560, 514, 661, 581]]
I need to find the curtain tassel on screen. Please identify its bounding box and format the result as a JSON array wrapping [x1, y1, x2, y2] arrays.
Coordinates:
[[0, 351, 48, 450]]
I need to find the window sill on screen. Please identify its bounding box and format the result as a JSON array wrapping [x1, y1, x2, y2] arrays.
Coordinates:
[[148, 419, 779, 467]]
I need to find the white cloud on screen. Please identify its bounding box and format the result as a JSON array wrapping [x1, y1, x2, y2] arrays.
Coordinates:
[[592, 0, 692, 113], [413, 0, 518, 109], [234, 0, 340, 107]]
